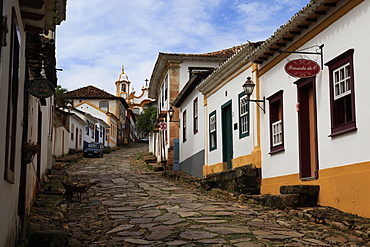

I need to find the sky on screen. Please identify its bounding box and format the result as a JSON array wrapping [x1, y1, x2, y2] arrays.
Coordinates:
[[56, 0, 310, 95]]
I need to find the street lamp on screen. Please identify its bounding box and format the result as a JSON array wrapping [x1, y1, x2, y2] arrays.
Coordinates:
[[242, 76, 265, 113], [168, 106, 179, 122]]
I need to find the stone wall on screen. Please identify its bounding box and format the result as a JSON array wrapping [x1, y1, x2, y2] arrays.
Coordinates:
[[202, 165, 261, 195]]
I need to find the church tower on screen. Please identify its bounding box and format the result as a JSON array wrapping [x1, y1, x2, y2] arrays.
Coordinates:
[[115, 66, 154, 114], [115, 66, 130, 100]]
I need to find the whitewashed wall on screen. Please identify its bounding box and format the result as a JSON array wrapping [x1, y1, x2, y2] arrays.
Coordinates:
[[260, 1, 370, 179], [179, 90, 204, 162], [205, 66, 254, 167]]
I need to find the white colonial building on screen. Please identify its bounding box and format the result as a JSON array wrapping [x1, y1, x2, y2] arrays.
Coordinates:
[[198, 43, 262, 176], [247, 0, 370, 218], [148, 47, 244, 173]]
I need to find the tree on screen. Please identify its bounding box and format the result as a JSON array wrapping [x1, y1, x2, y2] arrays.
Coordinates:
[[54, 85, 73, 110], [136, 106, 157, 137]]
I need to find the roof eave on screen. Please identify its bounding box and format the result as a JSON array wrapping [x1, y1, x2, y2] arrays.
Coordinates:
[[246, 0, 336, 64]]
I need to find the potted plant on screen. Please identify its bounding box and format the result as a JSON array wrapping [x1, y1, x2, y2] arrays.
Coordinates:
[[22, 141, 41, 163]]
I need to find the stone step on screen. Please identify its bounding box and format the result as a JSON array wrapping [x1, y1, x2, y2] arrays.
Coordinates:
[[142, 155, 157, 163], [245, 193, 318, 209], [280, 185, 320, 196]]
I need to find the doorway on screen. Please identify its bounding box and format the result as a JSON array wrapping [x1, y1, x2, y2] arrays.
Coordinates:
[[296, 77, 319, 179], [221, 100, 233, 170]]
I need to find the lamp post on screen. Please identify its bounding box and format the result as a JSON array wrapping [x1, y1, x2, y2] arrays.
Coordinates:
[[242, 76, 265, 113]]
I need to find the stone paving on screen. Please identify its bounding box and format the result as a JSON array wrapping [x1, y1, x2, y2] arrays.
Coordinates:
[[27, 143, 370, 246]]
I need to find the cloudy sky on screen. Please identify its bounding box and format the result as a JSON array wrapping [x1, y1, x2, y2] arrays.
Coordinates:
[[56, 0, 309, 95]]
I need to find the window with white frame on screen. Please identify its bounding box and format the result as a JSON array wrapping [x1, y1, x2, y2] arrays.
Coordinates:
[[268, 90, 284, 154], [238, 92, 249, 138], [325, 49, 356, 136], [193, 98, 198, 134], [209, 111, 217, 151], [333, 63, 351, 100], [272, 120, 282, 146]]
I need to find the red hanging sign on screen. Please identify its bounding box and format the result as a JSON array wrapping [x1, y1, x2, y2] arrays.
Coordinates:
[[159, 122, 167, 130], [284, 59, 320, 78]]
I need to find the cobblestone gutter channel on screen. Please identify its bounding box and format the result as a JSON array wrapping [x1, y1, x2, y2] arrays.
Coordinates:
[[24, 143, 370, 247]]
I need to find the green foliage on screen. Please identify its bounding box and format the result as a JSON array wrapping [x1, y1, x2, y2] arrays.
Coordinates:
[[136, 106, 157, 137], [54, 85, 73, 110]]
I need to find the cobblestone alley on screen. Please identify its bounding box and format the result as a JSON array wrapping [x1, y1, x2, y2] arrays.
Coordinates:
[[26, 143, 370, 247]]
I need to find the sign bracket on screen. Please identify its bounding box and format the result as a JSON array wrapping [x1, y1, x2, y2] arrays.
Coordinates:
[[278, 44, 324, 68]]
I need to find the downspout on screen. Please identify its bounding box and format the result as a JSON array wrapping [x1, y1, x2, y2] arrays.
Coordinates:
[[252, 63, 262, 168]]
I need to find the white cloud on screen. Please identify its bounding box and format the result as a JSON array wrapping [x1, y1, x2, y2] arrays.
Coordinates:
[[56, 0, 309, 95]]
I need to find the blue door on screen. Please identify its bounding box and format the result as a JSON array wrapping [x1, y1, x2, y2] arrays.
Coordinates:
[[173, 138, 179, 171]]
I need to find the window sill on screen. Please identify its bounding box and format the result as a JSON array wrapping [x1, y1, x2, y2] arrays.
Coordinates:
[[329, 125, 357, 137], [300, 176, 317, 181], [269, 146, 285, 155]]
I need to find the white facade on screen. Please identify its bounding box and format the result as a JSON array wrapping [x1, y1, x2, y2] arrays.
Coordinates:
[[250, 0, 370, 218], [53, 125, 69, 157], [205, 66, 255, 168], [149, 51, 234, 170], [177, 89, 205, 177], [71, 109, 99, 146], [68, 113, 86, 152], [196, 43, 260, 176], [0, 0, 66, 245]]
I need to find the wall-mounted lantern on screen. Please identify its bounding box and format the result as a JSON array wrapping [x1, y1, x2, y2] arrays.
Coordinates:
[[168, 106, 180, 122], [242, 76, 265, 114]]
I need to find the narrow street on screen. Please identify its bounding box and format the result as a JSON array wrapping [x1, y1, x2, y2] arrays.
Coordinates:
[[27, 143, 370, 247]]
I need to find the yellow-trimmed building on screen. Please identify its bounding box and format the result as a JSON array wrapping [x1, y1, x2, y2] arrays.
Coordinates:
[[197, 0, 370, 218], [69, 85, 130, 147], [248, 0, 370, 218]]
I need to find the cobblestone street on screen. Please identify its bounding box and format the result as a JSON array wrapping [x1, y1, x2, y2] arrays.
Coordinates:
[[27, 143, 370, 246]]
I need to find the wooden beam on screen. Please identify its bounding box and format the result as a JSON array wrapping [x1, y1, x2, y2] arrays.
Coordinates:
[[324, 3, 336, 7], [297, 25, 309, 29], [276, 43, 286, 47], [314, 11, 327, 15], [283, 37, 293, 41], [305, 18, 317, 22], [290, 31, 301, 35]]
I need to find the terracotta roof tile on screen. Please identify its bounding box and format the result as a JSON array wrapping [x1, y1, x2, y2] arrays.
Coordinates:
[[163, 44, 247, 58], [68, 85, 116, 99]]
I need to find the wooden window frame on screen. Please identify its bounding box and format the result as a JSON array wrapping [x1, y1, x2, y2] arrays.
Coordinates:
[[193, 97, 198, 134], [238, 91, 249, 138], [209, 110, 217, 151], [4, 8, 20, 183], [267, 90, 284, 154], [79, 129, 82, 146], [325, 49, 357, 136], [183, 110, 187, 142], [71, 124, 74, 140]]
